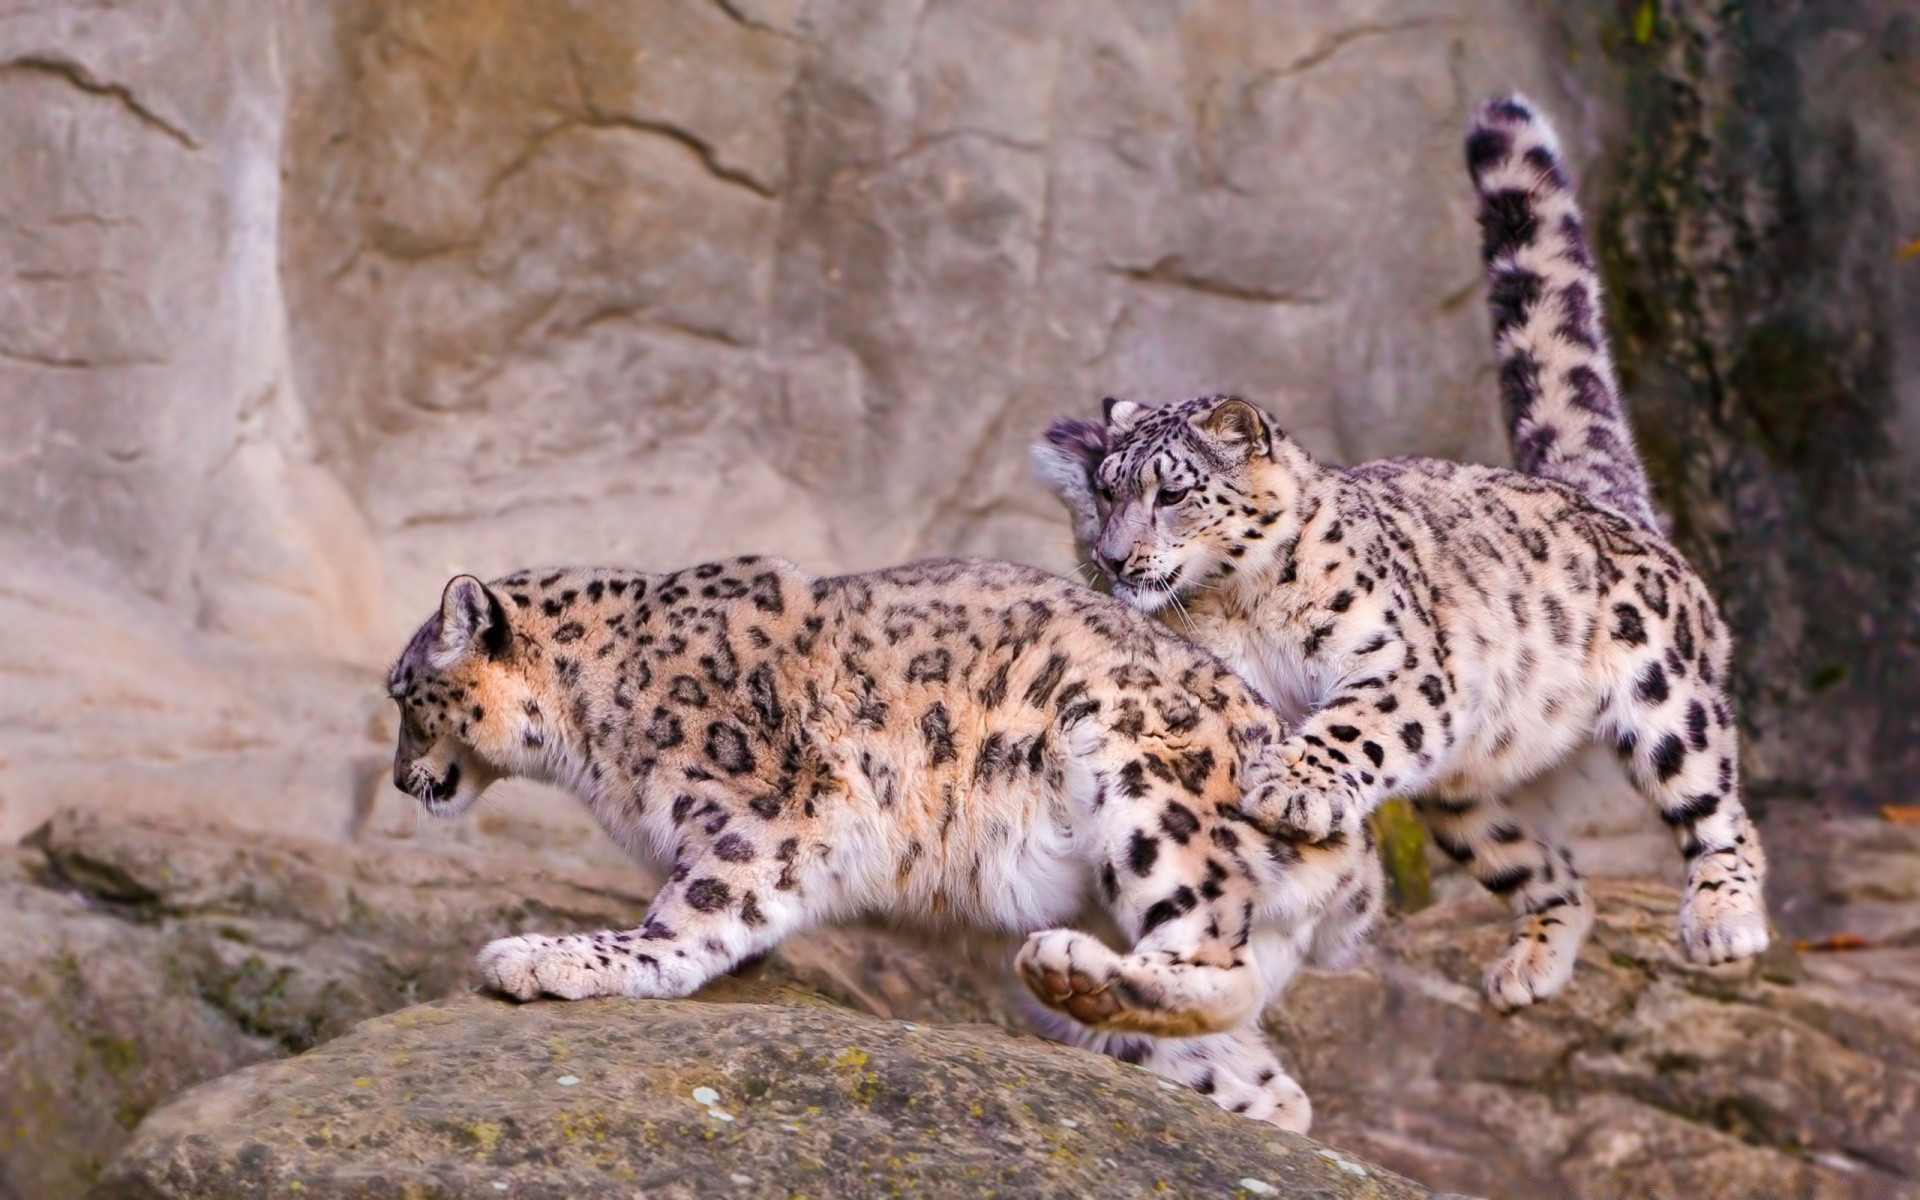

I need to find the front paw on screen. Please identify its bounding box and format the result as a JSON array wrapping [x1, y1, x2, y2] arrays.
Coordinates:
[[1250, 784, 1339, 842], [1241, 748, 1347, 842], [1482, 936, 1577, 1013], [476, 934, 608, 1001], [1248, 1071, 1313, 1134]]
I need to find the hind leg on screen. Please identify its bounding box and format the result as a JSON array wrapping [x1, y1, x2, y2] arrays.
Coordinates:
[[1019, 790, 1274, 1038], [1416, 790, 1596, 1011], [1019, 809, 1385, 1033], [1305, 819, 1387, 969], [1015, 921, 1264, 1038], [1022, 1006, 1312, 1132], [1610, 661, 1768, 964]]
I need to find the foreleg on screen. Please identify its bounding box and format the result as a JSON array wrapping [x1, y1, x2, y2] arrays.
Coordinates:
[[477, 855, 804, 1001], [1241, 637, 1453, 840]]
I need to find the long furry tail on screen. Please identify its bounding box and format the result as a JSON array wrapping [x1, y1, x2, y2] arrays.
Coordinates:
[[1467, 95, 1661, 532]]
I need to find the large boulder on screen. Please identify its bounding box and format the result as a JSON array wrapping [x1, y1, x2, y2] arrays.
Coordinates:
[[0, 808, 638, 1200], [0, 808, 1009, 1200], [1275, 878, 1920, 1199], [90, 988, 1433, 1200]]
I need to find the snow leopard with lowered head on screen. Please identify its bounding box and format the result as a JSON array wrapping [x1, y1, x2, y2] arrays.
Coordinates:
[[1031, 95, 1768, 1012], [389, 555, 1382, 1130]]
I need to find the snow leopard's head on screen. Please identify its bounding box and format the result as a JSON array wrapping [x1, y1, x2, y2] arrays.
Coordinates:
[[1033, 395, 1302, 613], [386, 575, 534, 817]]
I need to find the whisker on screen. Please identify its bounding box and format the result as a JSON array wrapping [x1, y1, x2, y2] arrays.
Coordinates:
[[1151, 576, 1197, 634], [1165, 585, 1191, 628]]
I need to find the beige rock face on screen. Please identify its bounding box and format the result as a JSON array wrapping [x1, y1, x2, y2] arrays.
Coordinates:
[[284, 0, 1564, 611], [1, 0, 1586, 844], [0, 1, 385, 657]]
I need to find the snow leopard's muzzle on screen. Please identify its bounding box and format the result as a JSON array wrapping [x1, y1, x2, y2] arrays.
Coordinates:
[[403, 757, 461, 807], [393, 718, 478, 816]]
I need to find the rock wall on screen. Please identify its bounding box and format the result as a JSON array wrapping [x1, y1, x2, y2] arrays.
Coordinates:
[[5, 3, 1916, 839], [3, 0, 1595, 842], [280, 0, 1579, 612], [0, 0, 385, 658], [0, 0, 387, 845]]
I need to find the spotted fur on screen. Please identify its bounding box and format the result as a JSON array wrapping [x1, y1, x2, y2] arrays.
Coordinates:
[[390, 558, 1383, 1130], [1031, 98, 1766, 1013], [1034, 392, 1767, 1010]]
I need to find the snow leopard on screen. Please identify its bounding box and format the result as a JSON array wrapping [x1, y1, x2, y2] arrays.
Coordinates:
[[389, 556, 1383, 1130], [1030, 94, 1768, 1012]]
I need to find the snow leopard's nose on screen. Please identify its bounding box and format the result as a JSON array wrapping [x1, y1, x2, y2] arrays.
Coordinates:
[[1095, 550, 1128, 579]]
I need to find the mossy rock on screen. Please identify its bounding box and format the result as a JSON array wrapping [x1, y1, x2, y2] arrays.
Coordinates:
[[1368, 798, 1431, 913], [91, 987, 1432, 1200]]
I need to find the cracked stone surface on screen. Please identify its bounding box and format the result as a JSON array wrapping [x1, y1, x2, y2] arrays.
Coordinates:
[[10, 808, 1919, 1199], [1272, 878, 1920, 1199], [284, 0, 1550, 602]]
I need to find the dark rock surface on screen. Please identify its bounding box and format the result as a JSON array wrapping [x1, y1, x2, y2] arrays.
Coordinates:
[[1571, 0, 1920, 809]]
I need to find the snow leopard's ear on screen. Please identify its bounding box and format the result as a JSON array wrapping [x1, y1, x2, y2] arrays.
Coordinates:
[[1102, 396, 1144, 433], [435, 575, 510, 666], [1032, 418, 1107, 493], [1192, 397, 1273, 460], [1031, 418, 1109, 549]]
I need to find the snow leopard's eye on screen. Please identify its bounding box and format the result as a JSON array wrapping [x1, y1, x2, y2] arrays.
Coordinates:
[[1157, 486, 1190, 507]]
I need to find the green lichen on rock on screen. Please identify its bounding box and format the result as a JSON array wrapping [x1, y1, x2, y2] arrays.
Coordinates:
[[1368, 798, 1431, 913], [90, 988, 1433, 1200]]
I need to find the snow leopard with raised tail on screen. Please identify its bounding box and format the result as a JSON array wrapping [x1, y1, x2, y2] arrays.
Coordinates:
[[389, 556, 1383, 1131], [1031, 94, 1768, 1013]]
